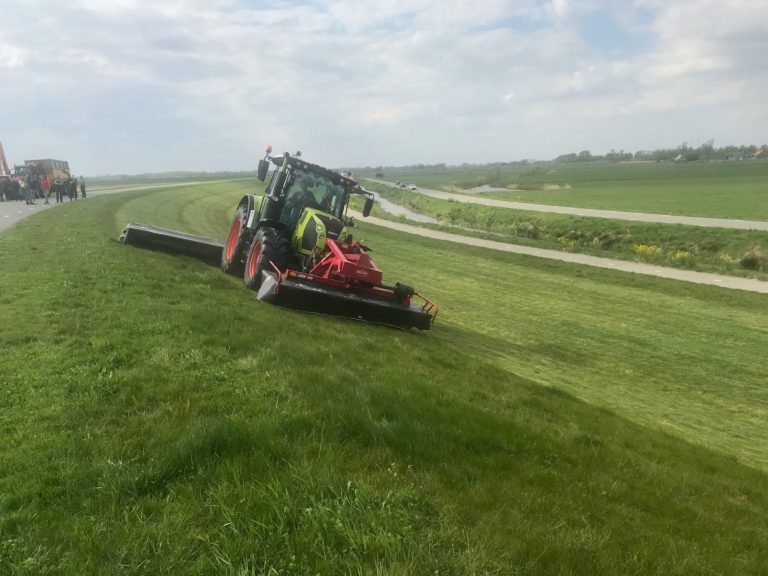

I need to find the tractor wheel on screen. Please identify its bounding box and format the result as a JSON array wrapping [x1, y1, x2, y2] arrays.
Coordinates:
[[221, 202, 250, 275], [243, 227, 291, 291]]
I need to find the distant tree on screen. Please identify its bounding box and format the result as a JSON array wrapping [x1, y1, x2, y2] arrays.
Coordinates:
[[605, 149, 622, 162]]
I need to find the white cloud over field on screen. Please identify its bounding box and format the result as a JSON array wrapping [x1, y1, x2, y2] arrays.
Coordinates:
[[0, 0, 766, 173]]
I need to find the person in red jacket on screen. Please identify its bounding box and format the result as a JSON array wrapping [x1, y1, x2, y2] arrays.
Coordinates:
[[40, 175, 50, 204]]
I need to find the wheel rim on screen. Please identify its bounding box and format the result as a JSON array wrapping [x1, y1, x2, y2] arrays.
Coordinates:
[[247, 241, 261, 279], [225, 218, 241, 260]]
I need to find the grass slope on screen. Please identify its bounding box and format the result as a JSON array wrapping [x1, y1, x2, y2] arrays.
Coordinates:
[[1, 180, 767, 574], [361, 161, 768, 220]]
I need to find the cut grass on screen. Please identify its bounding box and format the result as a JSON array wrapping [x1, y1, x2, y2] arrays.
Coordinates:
[[1, 180, 768, 574], [363, 180, 768, 279]]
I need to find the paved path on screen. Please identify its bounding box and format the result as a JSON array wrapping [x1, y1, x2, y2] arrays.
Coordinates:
[[0, 179, 242, 235], [350, 211, 768, 294], [368, 180, 768, 231]]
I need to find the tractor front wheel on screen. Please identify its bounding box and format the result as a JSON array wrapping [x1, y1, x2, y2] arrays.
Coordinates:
[[244, 227, 291, 291]]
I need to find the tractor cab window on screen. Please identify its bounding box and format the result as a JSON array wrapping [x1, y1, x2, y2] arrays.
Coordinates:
[[280, 172, 344, 226], [319, 183, 344, 217]]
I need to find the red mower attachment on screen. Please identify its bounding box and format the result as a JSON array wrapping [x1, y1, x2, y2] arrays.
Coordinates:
[[256, 238, 438, 330]]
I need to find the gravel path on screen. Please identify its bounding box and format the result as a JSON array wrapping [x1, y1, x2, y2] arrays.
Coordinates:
[[350, 211, 768, 294], [368, 180, 768, 231]]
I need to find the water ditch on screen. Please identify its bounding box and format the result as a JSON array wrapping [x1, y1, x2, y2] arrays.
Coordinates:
[[369, 190, 437, 224]]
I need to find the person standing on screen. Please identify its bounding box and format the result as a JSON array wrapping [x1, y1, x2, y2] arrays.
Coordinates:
[[79, 176, 86, 198], [40, 175, 50, 204], [29, 174, 40, 204], [22, 177, 31, 204], [53, 177, 63, 203]]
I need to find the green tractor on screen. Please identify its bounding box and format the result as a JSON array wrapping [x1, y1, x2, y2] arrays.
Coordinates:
[[221, 148, 437, 329], [221, 148, 374, 288], [120, 148, 437, 329]]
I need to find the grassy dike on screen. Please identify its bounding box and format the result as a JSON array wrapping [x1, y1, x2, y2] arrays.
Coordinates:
[[363, 181, 768, 279], [1, 180, 767, 574]]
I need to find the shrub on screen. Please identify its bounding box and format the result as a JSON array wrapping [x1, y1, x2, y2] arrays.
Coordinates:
[[632, 244, 662, 259], [670, 250, 696, 268], [596, 232, 620, 249], [558, 236, 577, 252], [522, 222, 542, 239], [739, 247, 765, 271]]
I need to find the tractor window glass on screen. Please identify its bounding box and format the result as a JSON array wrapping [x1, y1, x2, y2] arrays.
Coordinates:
[[281, 172, 345, 225], [267, 169, 278, 193]]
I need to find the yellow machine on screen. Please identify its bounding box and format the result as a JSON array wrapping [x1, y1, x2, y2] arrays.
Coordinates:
[[23, 159, 71, 181]]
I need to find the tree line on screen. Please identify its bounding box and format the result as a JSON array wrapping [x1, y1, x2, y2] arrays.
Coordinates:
[[555, 141, 766, 163]]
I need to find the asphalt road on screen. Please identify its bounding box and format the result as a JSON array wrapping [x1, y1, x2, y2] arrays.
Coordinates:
[[350, 210, 768, 294], [369, 180, 768, 231]]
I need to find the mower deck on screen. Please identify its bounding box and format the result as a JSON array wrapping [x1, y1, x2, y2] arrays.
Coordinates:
[[119, 223, 223, 265], [120, 223, 437, 330], [257, 270, 434, 330]]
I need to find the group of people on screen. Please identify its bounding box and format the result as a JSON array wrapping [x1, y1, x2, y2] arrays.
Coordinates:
[[0, 174, 86, 204]]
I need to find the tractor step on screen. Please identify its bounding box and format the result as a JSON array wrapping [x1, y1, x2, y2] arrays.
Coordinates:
[[119, 223, 223, 265], [257, 271, 434, 330]]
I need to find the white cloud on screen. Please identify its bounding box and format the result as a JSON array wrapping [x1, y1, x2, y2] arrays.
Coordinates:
[[0, 39, 27, 69], [0, 0, 766, 173]]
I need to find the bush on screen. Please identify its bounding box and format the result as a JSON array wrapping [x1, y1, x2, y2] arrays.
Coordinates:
[[595, 232, 620, 249], [632, 244, 662, 261], [739, 247, 765, 270], [670, 250, 696, 268]]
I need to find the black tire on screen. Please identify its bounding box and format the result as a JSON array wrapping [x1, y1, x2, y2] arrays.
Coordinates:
[[243, 227, 291, 291], [221, 202, 250, 275]]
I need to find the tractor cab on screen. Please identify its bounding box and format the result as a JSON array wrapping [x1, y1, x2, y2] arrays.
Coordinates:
[[278, 171, 345, 228], [257, 150, 373, 227], [251, 150, 374, 261]]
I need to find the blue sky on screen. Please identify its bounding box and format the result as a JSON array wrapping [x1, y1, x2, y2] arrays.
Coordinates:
[[1, 0, 767, 174]]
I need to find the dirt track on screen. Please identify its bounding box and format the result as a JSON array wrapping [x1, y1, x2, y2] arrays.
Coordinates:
[[369, 180, 768, 231], [350, 210, 768, 294]]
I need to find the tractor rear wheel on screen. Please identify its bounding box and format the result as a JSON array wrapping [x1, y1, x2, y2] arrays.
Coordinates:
[[221, 202, 250, 275], [244, 227, 291, 291]]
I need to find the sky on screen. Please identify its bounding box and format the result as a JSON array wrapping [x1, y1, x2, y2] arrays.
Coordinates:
[[1, 0, 767, 174]]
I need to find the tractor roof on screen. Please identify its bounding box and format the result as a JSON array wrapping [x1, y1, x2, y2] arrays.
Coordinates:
[[270, 153, 359, 189]]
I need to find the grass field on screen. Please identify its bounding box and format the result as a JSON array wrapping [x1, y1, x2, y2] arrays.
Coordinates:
[[87, 173, 257, 191], [359, 160, 768, 220], [1, 180, 768, 574], [363, 181, 768, 279]]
